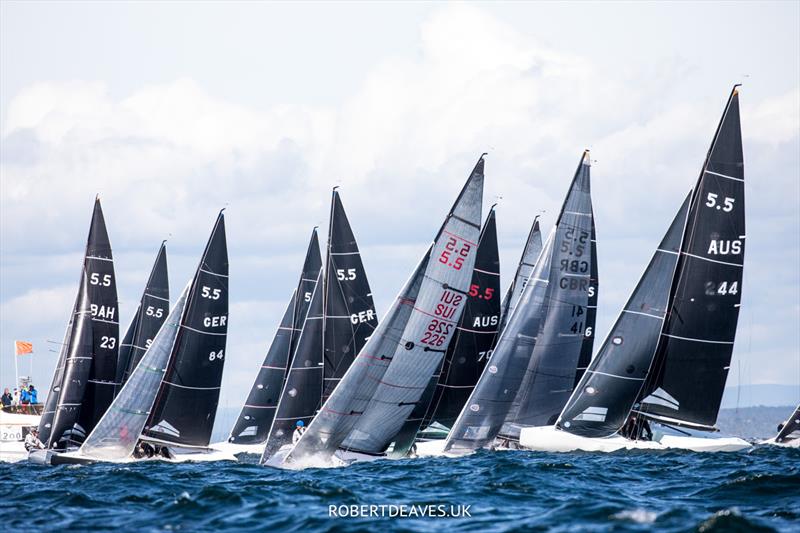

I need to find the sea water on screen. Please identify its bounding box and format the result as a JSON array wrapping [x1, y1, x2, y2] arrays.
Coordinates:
[[1, 446, 797, 531]]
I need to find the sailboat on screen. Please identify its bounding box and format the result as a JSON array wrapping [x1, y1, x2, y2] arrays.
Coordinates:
[[388, 207, 501, 456], [421, 151, 597, 457], [36, 198, 120, 452], [32, 211, 235, 464], [280, 155, 485, 468], [218, 230, 322, 454], [116, 242, 169, 390], [767, 405, 799, 447], [520, 86, 750, 453], [259, 190, 378, 463]]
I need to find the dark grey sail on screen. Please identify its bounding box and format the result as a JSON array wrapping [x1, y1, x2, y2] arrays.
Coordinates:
[[636, 87, 745, 430], [574, 216, 599, 387], [499, 216, 542, 332], [261, 271, 325, 460], [76, 198, 120, 439], [556, 194, 690, 437], [775, 405, 800, 443], [39, 198, 119, 447], [118, 242, 170, 388], [500, 151, 597, 438], [322, 189, 378, 402], [288, 154, 486, 464], [444, 151, 595, 453], [48, 276, 93, 448], [143, 211, 228, 447], [391, 208, 501, 455], [228, 231, 322, 445]]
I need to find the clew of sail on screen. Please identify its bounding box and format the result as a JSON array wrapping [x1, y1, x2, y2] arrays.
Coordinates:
[[79, 285, 189, 460], [775, 405, 800, 443], [142, 211, 229, 447], [228, 230, 322, 445], [117, 242, 170, 389]]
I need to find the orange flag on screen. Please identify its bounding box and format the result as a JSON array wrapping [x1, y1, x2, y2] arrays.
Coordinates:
[[14, 341, 33, 355]]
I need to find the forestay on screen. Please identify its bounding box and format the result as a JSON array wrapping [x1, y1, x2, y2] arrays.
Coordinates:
[[143, 211, 229, 447], [80, 286, 189, 461]]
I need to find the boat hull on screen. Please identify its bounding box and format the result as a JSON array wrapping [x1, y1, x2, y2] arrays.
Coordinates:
[[0, 409, 41, 463], [519, 425, 751, 453], [209, 440, 265, 456], [27, 446, 237, 465]]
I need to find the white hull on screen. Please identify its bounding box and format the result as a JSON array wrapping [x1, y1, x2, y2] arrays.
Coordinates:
[[264, 445, 379, 469], [758, 438, 800, 448], [28, 445, 238, 465], [209, 440, 265, 456], [519, 425, 751, 453], [414, 439, 449, 457], [0, 410, 41, 463]]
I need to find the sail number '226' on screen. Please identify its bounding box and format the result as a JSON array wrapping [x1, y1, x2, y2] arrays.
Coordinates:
[[439, 236, 472, 270]]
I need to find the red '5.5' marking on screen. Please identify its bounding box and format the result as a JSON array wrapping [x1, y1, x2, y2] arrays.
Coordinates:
[[439, 236, 472, 270]]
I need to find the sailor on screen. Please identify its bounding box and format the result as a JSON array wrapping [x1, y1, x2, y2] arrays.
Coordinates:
[[28, 385, 38, 404], [1, 388, 11, 407], [292, 420, 306, 445], [638, 418, 653, 441], [24, 428, 45, 451]]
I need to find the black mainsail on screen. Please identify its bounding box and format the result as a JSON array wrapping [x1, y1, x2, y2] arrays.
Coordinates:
[[287, 155, 485, 463], [557, 194, 690, 437], [557, 86, 745, 437], [117, 242, 170, 389], [636, 86, 745, 430], [142, 211, 229, 447], [444, 151, 597, 453], [39, 198, 119, 448], [499, 216, 542, 332], [322, 189, 379, 402], [228, 230, 322, 445]]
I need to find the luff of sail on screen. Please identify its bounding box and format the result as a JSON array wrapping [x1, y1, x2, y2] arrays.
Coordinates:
[[499, 216, 542, 332], [636, 86, 745, 430], [391, 207, 501, 455], [79, 285, 189, 461], [48, 275, 94, 448], [444, 151, 596, 453], [322, 189, 378, 402], [337, 156, 484, 454], [261, 271, 325, 460], [143, 211, 229, 447], [76, 198, 120, 440], [117, 242, 170, 388], [556, 193, 691, 437], [287, 154, 486, 464], [228, 230, 322, 445]]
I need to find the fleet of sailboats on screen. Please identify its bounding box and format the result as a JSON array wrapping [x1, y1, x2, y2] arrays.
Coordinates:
[[14, 86, 791, 467]]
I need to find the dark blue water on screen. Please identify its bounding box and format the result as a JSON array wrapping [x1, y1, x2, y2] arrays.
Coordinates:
[[1, 446, 798, 532]]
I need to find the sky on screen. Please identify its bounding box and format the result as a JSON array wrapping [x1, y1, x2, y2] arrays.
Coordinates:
[[1, 1, 798, 413]]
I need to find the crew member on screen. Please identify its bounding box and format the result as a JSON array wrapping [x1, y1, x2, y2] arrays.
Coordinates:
[[292, 420, 306, 444]]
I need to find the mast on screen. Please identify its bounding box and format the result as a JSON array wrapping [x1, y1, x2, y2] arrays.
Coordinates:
[[227, 230, 322, 445], [142, 210, 229, 447], [287, 154, 485, 464], [499, 216, 543, 332]]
